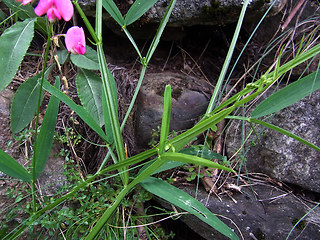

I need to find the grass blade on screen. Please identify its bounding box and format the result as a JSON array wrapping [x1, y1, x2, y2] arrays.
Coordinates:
[[102, 0, 125, 26], [160, 152, 235, 173], [145, 0, 176, 64], [141, 177, 239, 240], [0, 148, 31, 182], [158, 85, 172, 154], [41, 79, 109, 143], [250, 118, 320, 152], [34, 77, 60, 179], [251, 70, 320, 118], [125, 0, 158, 26]]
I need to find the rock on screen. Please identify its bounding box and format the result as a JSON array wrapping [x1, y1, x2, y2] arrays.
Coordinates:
[[78, 0, 286, 39], [0, 89, 67, 196], [225, 88, 320, 193], [158, 183, 320, 239], [134, 72, 212, 147]]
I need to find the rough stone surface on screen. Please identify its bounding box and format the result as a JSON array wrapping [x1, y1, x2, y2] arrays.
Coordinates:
[[134, 72, 212, 147], [78, 0, 286, 28], [225, 88, 320, 193], [0, 89, 67, 197], [159, 183, 320, 239]]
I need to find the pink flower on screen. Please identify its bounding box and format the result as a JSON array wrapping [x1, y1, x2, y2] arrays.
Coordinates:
[[34, 0, 73, 22], [65, 27, 86, 55], [16, 0, 33, 5]]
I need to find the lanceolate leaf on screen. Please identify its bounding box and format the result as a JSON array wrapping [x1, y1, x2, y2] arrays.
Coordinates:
[[158, 85, 171, 154], [0, 18, 35, 91], [141, 177, 239, 240], [10, 68, 51, 134], [251, 71, 320, 118], [125, 0, 158, 26], [102, 0, 125, 26], [71, 46, 99, 70], [0, 148, 31, 182], [34, 77, 60, 179], [76, 68, 104, 127], [41, 80, 109, 143]]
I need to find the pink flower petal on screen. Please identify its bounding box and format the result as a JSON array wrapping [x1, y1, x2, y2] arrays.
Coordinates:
[[47, 7, 61, 22], [35, 0, 54, 17], [65, 27, 86, 55], [54, 0, 73, 22], [23, 0, 33, 5]]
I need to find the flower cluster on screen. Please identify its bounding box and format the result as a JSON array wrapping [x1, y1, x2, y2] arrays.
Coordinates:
[[17, 0, 86, 55]]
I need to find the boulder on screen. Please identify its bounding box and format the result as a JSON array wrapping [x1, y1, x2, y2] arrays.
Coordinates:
[[78, 0, 286, 39], [134, 72, 212, 147], [163, 183, 320, 239], [225, 88, 320, 193]]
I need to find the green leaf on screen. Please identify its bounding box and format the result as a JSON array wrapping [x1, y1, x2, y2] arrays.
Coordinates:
[[0, 148, 31, 182], [125, 0, 158, 26], [76, 69, 104, 127], [145, 0, 177, 64], [102, 88, 114, 144], [160, 152, 235, 173], [2, 0, 36, 20], [102, 0, 125, 26], [249, 118, 320, 152], [41, 80, 109, 143], [0, 18, 35, 91], [34, 77, 60, 179], [56, 49, 69, 65], [70, 46, 99, 70], [10, 68, 51, 133], [141, 177, 239, 240], [159, 85, 171, 154], [251, 71, 320, 118], [180, 146, 226, 161]]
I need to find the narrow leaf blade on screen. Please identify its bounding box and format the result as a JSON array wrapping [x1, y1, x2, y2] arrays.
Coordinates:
[[160, 152, 235, 173], [125, 0, 158, 26], [141, 177, 239, 240], [0, 18, 35, 91], [34, 77, 60, 179], [71, 46, 99, 70], [250, 118, 320, 152], [76, 69, 104, 127], [10, 68, 50, 133], [159, 85, 171, 154], [251, 71, 320, 118], [41, 80, 109, 143], [102, 0, 125, 26], [0, 148, 31, 182]]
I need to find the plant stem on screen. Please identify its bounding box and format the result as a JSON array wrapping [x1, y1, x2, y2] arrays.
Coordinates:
[[206, 0, 249, 114], [31, 20, 53, 212]]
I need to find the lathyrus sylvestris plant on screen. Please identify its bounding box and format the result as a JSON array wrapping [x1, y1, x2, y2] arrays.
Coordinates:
[[0, 0, 319, 239]]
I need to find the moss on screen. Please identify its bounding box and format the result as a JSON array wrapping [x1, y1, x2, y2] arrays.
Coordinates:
[[255, 230, 266, 240], [202, 0, 242, 26], [292, 218, 307, 230]]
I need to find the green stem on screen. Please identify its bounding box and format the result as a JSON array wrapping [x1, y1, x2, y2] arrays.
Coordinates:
[[206, 0, 249, 114], [96, 0, 127, 185], [31, 20, 53, 212]]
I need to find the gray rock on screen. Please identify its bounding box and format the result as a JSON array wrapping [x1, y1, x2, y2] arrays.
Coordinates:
[[225, 88, 320, 193], [159, 183, 320, 239], [0, 89, 67, 197], [134, 72, 212, 147], [78, 0, 286, 33]]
